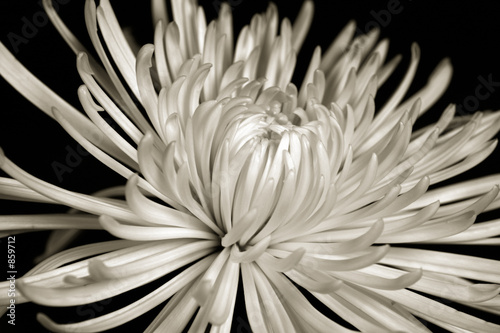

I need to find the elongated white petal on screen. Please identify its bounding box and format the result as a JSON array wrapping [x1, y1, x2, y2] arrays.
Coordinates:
[[76, 53, 143, 144], [288, 245, 390, 271], [372, 288, 500, 333], [0, 1, 499, 332], [381, 248, 500, 283], [145, 280, 198, 333], [0, 240, 136, 306], [99, 215, 219, 241], [332, 269, 422, 291], [84, 0, 156, 134], [0, 178, 58, 203], [0, 150, 138, 222], [42, 0, 120, 102], [377, 211, 477, 243], [291, 1, 314, 51], [259, 263, 358, 332], [151, 0, 169, 26], [88, 240, 217, 280], [423, 219, 500, 243], [0, 43, 119, 156], [125, 174, 210, 230], [330, 284, 430, 332], [0, 214, 101, 230], [37, 255, 215, 332], [19, 245, 214, 308]]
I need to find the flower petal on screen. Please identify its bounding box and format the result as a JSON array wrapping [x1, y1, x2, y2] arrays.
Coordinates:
[[36, 254, 215, 332], [99, 215, 219, 241]]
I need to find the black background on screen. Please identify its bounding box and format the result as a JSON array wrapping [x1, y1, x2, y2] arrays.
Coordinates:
[[0, 0, 499, 332]]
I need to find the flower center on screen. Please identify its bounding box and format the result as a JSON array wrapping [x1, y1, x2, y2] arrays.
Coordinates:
[[208, 92, 340, 263], [265, 100, 294, 125]]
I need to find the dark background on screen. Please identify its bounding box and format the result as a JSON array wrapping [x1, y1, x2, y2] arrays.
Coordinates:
[[0, 0, 499, 332]]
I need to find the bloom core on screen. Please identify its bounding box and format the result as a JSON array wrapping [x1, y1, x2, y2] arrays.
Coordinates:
[[1, 0, 500, 332]]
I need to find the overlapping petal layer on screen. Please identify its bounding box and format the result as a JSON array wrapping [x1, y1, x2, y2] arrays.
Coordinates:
[[0, 0, 499, 332]]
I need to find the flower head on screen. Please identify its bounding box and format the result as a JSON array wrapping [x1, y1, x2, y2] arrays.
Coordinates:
[[1, 0, 500, 332]]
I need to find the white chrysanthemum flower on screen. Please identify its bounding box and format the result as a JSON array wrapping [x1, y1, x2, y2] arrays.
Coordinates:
[[0, 0, 500, 332]]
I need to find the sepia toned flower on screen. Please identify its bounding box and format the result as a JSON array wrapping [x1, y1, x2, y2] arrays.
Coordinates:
[[0, 0, 499, 332]]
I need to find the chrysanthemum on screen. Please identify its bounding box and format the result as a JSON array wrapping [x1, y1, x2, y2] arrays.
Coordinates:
[[0, 0, 500, 332]]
